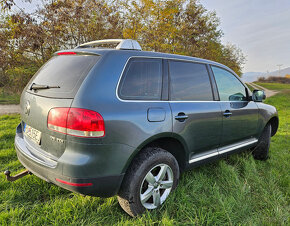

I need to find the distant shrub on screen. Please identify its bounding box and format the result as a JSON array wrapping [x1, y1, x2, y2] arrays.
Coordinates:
[[257, 76, 290, 84], [257, 77, 266, 82]]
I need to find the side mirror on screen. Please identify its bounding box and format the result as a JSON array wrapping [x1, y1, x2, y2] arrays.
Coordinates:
[[252, 90, 266, 102]]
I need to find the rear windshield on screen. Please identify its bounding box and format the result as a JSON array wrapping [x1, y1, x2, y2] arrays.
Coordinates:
[[27, 55, 99, 98]]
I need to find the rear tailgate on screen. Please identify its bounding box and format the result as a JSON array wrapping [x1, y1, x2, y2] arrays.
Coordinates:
[[20, 53, 100, 159], [20, 92, 72, 158]]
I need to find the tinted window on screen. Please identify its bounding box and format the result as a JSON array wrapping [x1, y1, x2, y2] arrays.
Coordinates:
[[211, 66, 247, 101], [169, 61, 213, 101], [30, 55, 99, 97], [118, 58, 162, 100]]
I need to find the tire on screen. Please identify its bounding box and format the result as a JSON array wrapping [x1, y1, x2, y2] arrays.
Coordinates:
[[117, 147, 180, 217], [252, 123, 271, 160]]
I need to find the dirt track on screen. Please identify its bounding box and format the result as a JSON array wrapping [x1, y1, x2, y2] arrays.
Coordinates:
[[247, 82, 279, 97], [0, 105, 21, 115]]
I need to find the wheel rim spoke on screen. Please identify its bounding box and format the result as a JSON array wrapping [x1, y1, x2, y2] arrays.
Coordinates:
[[153, 189, 161, 207], [145, 172, 156, 185], [156, 165, 168, 182], [140, 187, 154, 204], [140, 163, 174, 209], [159, 180, 173, 189]]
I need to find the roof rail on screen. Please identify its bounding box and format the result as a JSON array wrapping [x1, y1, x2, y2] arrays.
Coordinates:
[[75, 39, 142, 51]]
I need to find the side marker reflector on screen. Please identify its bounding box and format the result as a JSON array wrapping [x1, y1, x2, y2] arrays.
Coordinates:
[[56, 178, 93, 187]]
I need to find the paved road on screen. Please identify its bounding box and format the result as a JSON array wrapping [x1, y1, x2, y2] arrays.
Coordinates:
[[0, 104, 21, 115], [247, 82, 279, 97]]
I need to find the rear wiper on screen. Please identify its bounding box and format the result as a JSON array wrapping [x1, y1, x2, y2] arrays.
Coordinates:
[[30, 83, 60, 91]]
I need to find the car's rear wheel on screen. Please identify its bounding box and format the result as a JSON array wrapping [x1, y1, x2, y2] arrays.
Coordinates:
[[117, 147, 179, 217], [252, 123, 271, 160]]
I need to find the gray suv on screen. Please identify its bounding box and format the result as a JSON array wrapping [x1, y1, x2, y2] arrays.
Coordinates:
[[12, 39, 278, 216]]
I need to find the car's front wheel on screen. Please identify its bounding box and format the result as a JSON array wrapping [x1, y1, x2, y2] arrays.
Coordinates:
[[252, 123, 272, 160], [117, 147, 180, 217]]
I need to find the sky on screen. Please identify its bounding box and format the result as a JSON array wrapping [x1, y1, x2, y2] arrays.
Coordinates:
[[201, 0, 290, 73], [13, 0, 290, 73]]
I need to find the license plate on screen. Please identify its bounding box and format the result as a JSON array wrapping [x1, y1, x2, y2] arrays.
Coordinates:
[[24, 124, 41, 145]]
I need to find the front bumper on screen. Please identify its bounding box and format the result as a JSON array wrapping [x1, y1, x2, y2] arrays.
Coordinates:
[[15, 124, 125, 197]]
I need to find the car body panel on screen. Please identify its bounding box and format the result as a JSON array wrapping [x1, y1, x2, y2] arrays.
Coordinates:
[[170, 102, 222, 159], [218, 101, 259, 146], [255, 102, 279, 135], [15, 47, 279, 198], [20, 91, 73, 158]]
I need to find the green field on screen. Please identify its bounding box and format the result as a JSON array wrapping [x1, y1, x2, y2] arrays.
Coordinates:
[[0, 94, 20, 105], [0, 86, 289, 224], [0, 89, 20, 105], [255, 82, 290, 91]]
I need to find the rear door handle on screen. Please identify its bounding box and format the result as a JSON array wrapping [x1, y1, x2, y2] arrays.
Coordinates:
[[175, 113, 188, 121], [223, 110, 232, 117]]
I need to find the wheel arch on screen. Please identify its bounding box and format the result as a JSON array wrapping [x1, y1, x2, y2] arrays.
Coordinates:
[[122, 134, 188, 174], [268, 116, 279, 136]]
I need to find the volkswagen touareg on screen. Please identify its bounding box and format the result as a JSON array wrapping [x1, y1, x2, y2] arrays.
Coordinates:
[[11, 39, 278, 216]]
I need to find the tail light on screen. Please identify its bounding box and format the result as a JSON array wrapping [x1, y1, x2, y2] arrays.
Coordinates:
[[48, 108, 105, 137], [57, 52, 76, 55]]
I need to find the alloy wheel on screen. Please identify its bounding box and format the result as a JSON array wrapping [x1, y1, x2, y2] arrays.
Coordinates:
[[139, 163, 174, 209]]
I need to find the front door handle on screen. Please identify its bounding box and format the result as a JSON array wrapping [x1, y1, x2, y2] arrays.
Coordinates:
[[175, 113, 188, 122], [223, 110, 232, 117]]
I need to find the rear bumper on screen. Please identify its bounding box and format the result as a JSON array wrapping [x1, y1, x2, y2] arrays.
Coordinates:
[[16, 149, 124, 197], [15, 124, 125, 197]]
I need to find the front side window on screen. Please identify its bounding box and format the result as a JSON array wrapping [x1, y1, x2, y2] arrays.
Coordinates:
[[169, 61, 213, 101], [211, 66, 247, 101], [118, 58, 162, 100]]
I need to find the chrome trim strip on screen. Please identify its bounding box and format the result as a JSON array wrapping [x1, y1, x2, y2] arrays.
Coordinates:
[[189, 151, 218, 164], [170, 101, 249, 103], [115, 56, 235, 103], [15, 136, 57, 168], [218, 138, 258, 155], [188, 138, 258, 164], [115, 56, 249, 103], [23, 136, 58, 161]]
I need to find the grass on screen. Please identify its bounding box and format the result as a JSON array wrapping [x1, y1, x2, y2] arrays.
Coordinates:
[[254, 82, 290, 91], [0, 89, 20, 105], [0, 86, 289, 224]]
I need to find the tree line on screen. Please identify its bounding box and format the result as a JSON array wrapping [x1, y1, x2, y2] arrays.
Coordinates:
[[0, 0, 245, 93], [257, 76, 290, 84]]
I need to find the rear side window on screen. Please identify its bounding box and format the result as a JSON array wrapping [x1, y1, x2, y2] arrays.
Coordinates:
[[169, 61, 213, 101], [211, 66, 247, 101], [28, 55, 99, 98], [118, 58, 162, 100]]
